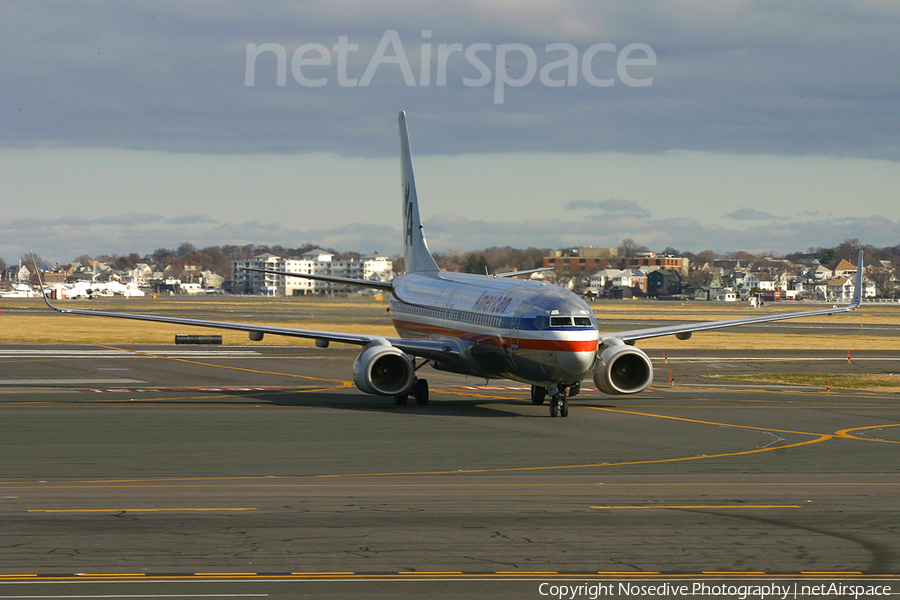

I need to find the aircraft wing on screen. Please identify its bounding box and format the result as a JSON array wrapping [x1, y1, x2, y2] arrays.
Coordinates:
[[605, 250, 864, 344], [38, 293, 459, 360], [32, 260, 458, 361]]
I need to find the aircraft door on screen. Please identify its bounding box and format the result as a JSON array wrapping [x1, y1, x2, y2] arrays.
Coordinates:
[[510, 314, 520, 351], [509, 303, 528, 355]]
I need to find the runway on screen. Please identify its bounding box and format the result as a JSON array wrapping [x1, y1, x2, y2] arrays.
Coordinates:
[[1, 344, 898, 598]]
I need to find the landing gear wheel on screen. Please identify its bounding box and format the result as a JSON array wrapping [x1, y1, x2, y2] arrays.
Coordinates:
[[395, 393, 408, 406], [531, 385, 546, 405], [414, 378, 429, 405], [549, 388, 569, 418]]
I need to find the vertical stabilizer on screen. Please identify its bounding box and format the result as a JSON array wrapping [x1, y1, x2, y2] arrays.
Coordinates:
[[399, 111, 440, 273]]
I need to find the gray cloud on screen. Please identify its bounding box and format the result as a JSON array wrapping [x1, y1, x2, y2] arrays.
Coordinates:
[[2, 1, 898, 158], [724, 208, 776, 220], [0, 213, 399, 264], [163, 214, 221, 225], [2, 2, 899, 264], [565, 198, 651, 218], [96, 213, 163, 226], [422, 212, 900, 257]]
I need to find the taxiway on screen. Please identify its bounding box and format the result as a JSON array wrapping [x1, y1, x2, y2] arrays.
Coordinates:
[[0, 344, 898, 597]]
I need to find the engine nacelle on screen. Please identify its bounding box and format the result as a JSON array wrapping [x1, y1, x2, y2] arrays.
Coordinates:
[[353, 342, 415, 396], [592, 343, 654, 395]]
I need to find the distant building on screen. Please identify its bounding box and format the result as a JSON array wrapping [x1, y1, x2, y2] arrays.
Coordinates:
[[628, 252, 690, 278], [647, 269, 682, 297], [743, 273, 777, 291], [588, 268, 647, 294], [232, 250, 394, 296], [543, 248, 617, 276], [832, 259, 858, 277]]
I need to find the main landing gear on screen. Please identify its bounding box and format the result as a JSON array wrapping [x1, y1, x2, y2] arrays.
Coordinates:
[[395, 377, 429, 406]]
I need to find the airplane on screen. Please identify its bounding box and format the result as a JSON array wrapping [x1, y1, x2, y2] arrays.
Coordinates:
[[35, 111, 864, 417]]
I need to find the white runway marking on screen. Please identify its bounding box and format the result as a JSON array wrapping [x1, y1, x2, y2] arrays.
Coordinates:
[[0, 350, 264, 359], [0, 379, 146, 386], [0, 595, 268, 599]]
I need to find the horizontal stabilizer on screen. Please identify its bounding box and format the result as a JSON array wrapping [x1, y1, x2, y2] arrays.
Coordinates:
[[240, 267, 393, 292]]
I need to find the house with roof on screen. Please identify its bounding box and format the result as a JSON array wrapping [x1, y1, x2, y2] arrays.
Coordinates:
[[806, 263, 833, 281], [743, 273, 777, 291], [826, 276, 855, 301], [588, 268, 648, 294], [832, 259, 858, 278], [825, 275, 877, 301], [647, 269, 681, 297]]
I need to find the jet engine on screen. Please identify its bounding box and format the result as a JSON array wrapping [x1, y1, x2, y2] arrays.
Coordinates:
[[353, 342, 416, 396], [592, 342, 654, 395]]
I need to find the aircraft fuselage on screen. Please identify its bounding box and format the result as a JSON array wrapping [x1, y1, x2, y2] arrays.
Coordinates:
[[391, 271, 599, 386]]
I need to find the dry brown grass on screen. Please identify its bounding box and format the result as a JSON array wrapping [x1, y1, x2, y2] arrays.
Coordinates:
[[0, 315, 396, 346], [712, 373, 900, 392], [637, 333, 894, 350], [0, 296, 393, 345]]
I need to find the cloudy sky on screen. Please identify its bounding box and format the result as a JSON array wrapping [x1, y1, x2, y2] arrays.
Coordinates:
[[2, 1, 899, 263]]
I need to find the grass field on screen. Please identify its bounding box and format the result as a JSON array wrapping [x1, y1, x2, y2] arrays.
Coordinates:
[[712, 373, 900, 392], [1, 294, 898, 350]]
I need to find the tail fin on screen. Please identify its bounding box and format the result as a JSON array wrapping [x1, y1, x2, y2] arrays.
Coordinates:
[[399, 111, 440, 273]]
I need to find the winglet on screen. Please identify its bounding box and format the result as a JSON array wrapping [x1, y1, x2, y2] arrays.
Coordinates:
[[850, 248, 864, 309], [398, 111, 440, 274], [29, 252, 61, 312]]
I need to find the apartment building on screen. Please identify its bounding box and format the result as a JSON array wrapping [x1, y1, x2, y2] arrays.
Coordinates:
[[232, 249, 394, 295]]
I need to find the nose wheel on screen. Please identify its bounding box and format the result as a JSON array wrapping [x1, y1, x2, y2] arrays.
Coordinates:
[[548, 386, 570, 418]]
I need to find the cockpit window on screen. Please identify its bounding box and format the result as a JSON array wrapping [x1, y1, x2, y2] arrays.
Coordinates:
[[536, 313, 595, 329]]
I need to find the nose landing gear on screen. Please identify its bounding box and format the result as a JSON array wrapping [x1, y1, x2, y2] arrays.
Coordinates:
[[547, 383, 571, 418]]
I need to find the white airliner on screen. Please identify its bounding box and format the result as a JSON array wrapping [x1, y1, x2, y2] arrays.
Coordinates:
[[36, 112, 863, 417]]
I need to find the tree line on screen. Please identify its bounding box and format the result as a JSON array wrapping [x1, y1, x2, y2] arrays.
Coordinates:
[[7, 238, 899, 280]]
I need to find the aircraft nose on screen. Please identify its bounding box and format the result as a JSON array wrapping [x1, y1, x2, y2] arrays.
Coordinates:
[[556, 350, 596, 377]]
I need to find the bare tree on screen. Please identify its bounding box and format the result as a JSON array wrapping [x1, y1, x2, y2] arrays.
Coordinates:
[[617, 238, 648, 267]]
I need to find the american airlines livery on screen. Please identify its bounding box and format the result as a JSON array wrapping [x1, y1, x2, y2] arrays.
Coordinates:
[[36, 112, 863, 417]]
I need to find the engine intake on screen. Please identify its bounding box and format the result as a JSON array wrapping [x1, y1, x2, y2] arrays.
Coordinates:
[[353, 342, 415, 396], [592, 343, 654, 395]]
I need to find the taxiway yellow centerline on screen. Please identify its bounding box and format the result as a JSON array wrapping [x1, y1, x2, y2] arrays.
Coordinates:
[[27, 507, 257, 513], [592, 505, 801, 509], [835, 423, 900, 443], [100, 344, 353, 387]]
